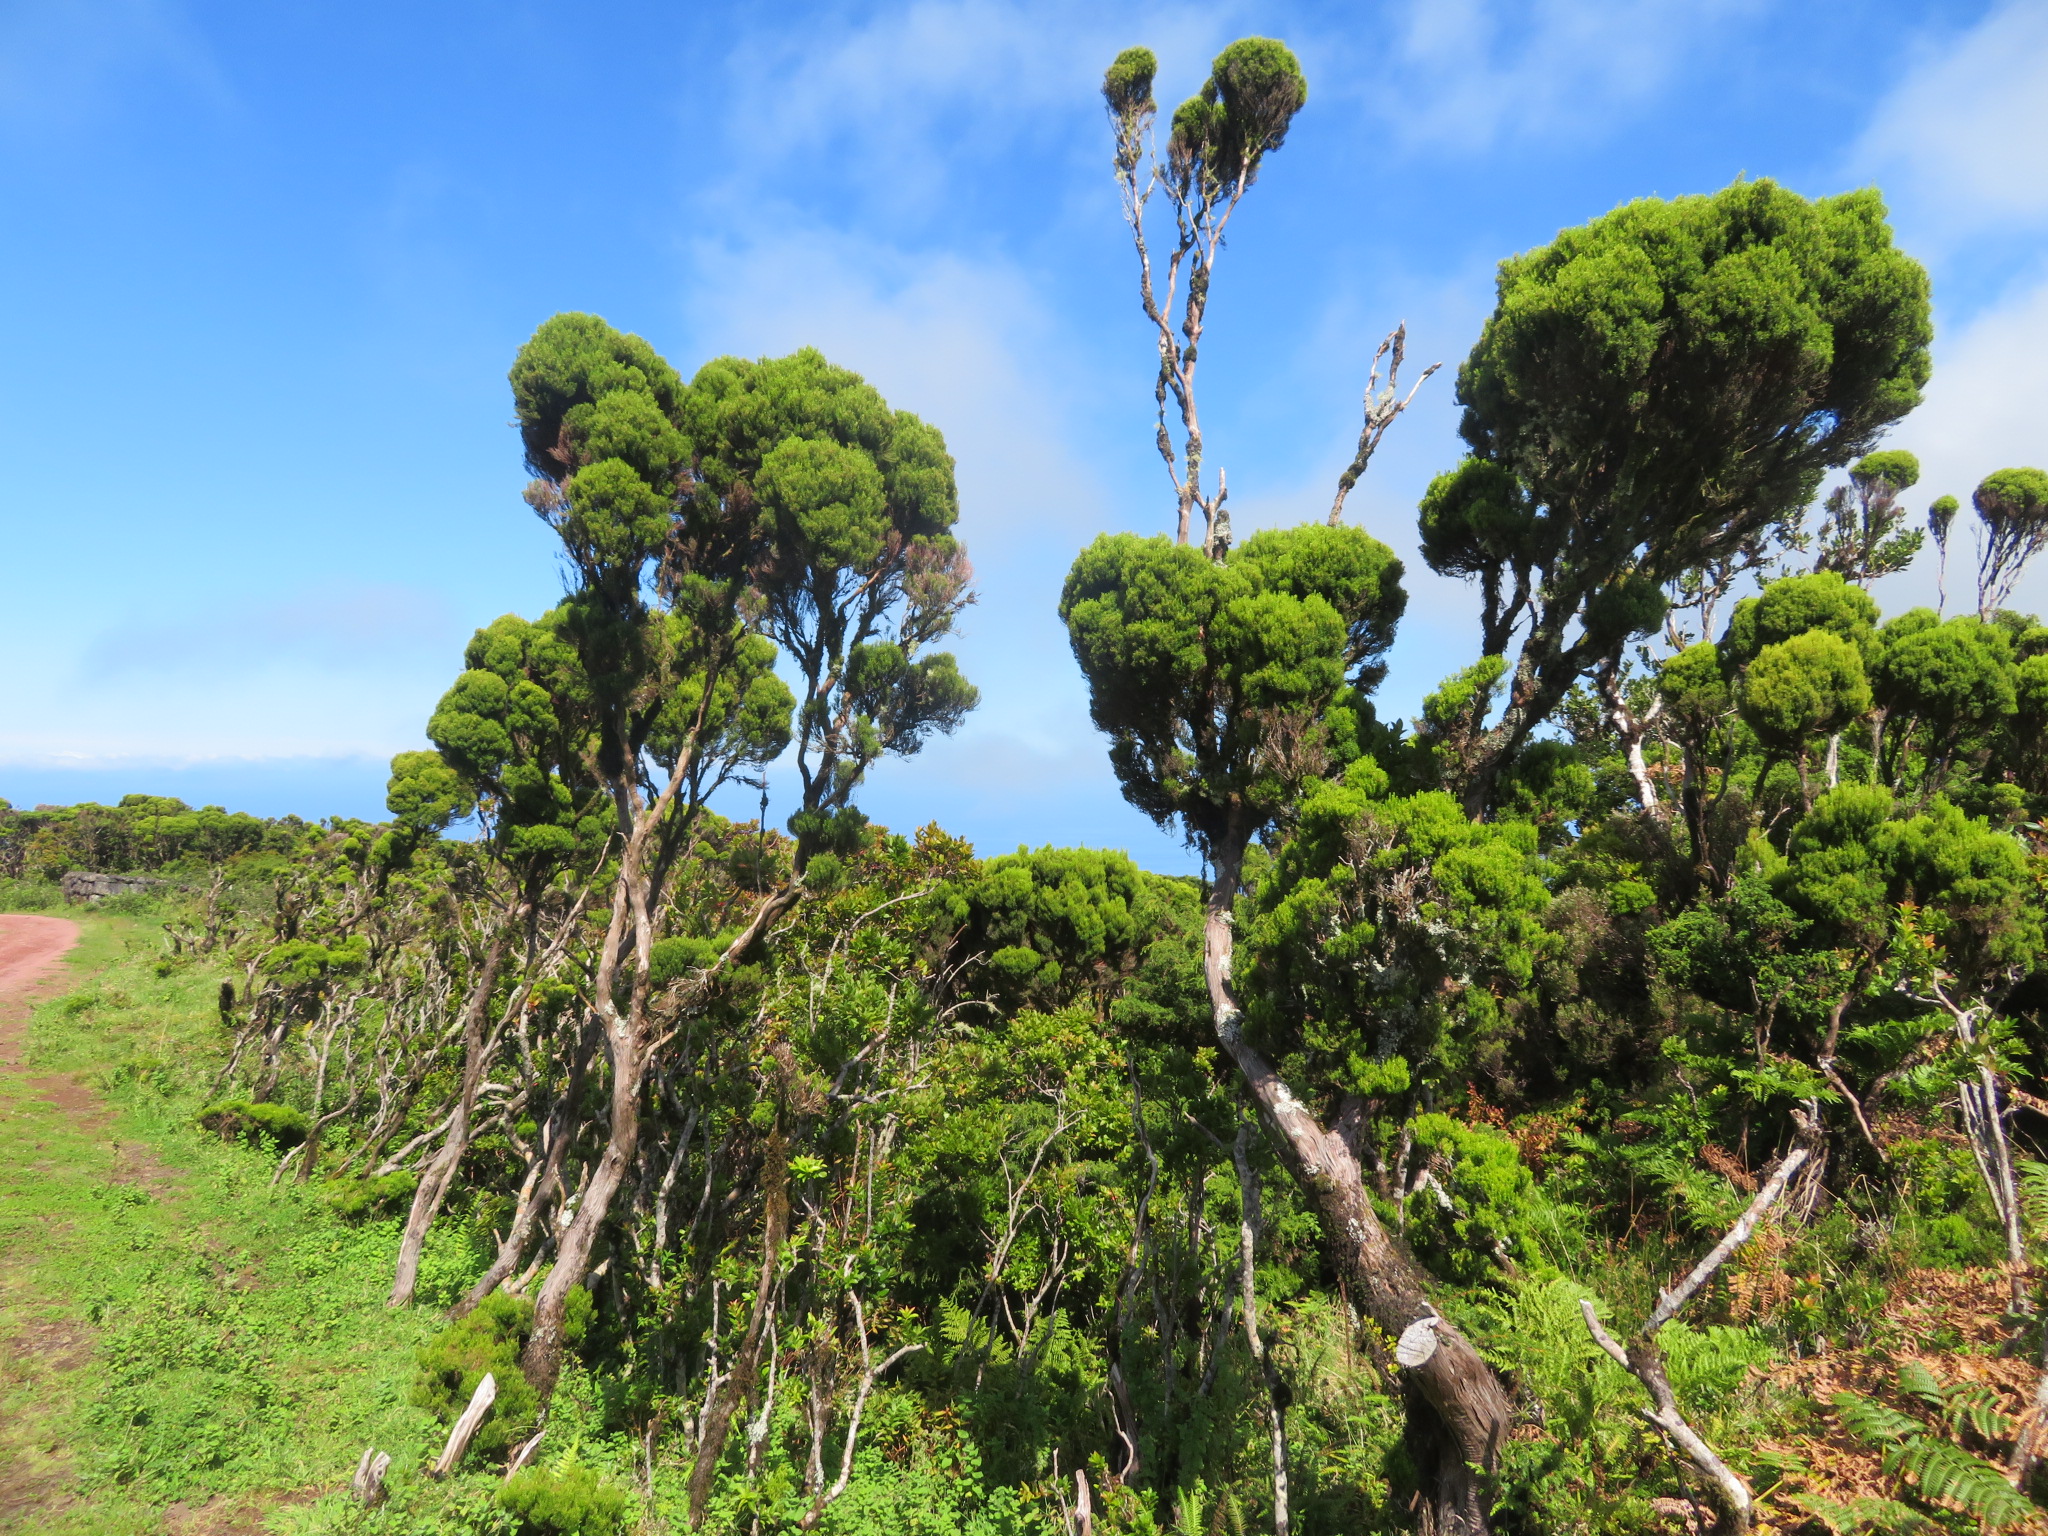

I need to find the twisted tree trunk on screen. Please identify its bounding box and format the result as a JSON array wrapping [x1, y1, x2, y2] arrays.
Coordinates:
[[1207, 832, 1513, 1535], [454, 1014, 595, 1320], [391, 933, 511, 1307]]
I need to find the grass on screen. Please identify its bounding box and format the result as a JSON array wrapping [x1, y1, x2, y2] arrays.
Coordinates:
[[0, 905, 449, 1534]]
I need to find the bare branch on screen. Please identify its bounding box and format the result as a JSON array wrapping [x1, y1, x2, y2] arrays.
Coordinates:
[[1581, 1129, 1815, 1535], [1329, 323, 1442, 525], [1646, 1144, 1809, 1333]]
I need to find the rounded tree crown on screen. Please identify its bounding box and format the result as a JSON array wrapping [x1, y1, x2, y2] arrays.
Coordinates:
[[1455, 179, 1932, 583], [1974, 466, 2048, 524], [511, 313, 689, 484], [1168, 37, 1306, 189], [1851, 449, 1919, 492], [1721, 569, 1880, 669], [1102, 47, 1157, 119], [1928, 493, 1959, 540], [1740, 629, 1872, 751]]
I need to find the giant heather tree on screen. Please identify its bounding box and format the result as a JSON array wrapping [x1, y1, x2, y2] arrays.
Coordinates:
[[460, 316, 975, 1400], [1070, 40, 1524, 1533], [1423, 180, 1932, 813], [1066, 43, 1944, 1534]]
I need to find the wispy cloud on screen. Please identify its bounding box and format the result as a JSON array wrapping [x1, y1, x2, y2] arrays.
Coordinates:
[[80, 582, 458, 680], [0, 581, 463, 764], [716, 0, 1243, 215], [1344, 0, 1761, 154], [1869, 269, 2048, 619], [1847, 0, 2048, 620], [1854, 0, 2048, 245]]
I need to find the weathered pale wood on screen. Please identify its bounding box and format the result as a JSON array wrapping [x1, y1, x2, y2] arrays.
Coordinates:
[[429, 1372, 498, 1478], [1582, 1138, 1812, 1535], [351, 1446, 391, 1504], [505, 1428, 546, 1481]]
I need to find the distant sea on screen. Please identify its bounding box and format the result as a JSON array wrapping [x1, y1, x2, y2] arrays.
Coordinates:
[[0, 756, 393, 823]]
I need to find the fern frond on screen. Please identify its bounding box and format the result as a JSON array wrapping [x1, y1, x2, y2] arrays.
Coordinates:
[[1887, 1436, 2035, 1529], [1835, 1390, 1918, 1446], [1783, 1491, 1931, 1533], [1943, 1384, 2013, 1444], [2021, 1159, 2048, 1236], [1896, 1359, 1944, 1405]]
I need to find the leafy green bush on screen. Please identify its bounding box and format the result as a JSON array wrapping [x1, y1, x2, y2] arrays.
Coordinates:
[[197, 1100, 310, 1149], [321, 1169, 417, 1221], [498, 1462, 630, 1536], [0, 876, 59, 911], [1402, 1114, 1555, 1282], [410, 1291, 539, 1460]]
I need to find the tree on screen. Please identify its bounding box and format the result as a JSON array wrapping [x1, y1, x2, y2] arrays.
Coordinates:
[[1928, 494, 1960, 614], [1062, 485, 1520, 1526], [1738, 629, 1871, 805], [1103, 41, 1432, 559], [497, 316, 976, 1404], [1422, 180, 1931, 813], [1775, 785, 2042, 1286], [1972, 466, 2048, 618], [381, 611, 613, 1306], [1102, 40, 1302, 554], [1813, 449, 1925, 583], [1869, 610, 2018, 793]]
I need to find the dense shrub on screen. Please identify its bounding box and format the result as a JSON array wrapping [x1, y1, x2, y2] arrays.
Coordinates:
[[321, 1170, 418, 1221], [498, 1463, 630, 1536], [197, 1100, 310, 1150], [0, 877, 59, 911], [410, 1291, 540, 1460]]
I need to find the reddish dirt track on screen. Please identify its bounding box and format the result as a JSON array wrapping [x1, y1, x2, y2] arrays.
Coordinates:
[[0, 915, 80, 1066]]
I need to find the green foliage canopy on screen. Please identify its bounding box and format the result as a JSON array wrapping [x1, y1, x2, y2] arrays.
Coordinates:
[[1060, 523, 1404, 850]]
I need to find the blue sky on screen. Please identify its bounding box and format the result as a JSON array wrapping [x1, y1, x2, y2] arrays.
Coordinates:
[[2, 0, 2045, 869]]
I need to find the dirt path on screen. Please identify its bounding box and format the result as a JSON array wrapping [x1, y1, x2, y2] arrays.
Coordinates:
[[0, 915, 81, 1065], [0, 915, 113, 1135], [0, 914, 89, 1531]]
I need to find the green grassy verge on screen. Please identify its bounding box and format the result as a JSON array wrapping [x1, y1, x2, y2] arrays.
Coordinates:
[[0, 908, 451, 1533]]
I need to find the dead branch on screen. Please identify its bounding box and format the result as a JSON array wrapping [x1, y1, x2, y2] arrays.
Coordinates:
[[1328, 323, 1440, 526], [1583, 1130, 1814, 1535]]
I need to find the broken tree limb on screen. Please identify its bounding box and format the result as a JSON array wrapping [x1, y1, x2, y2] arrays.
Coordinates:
[[429, 1371, 497, 1479], [1648, 1143, 1812, 1333], [1583, 1135, 1812, 1536], [351, 1446, 391, 1504], [1328, 323, 1441, 526], [505, 1428, 546, 1481]]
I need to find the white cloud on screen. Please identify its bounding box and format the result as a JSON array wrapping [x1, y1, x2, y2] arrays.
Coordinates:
[[674, 219, 1138, 833], [682, 224, 1111, 568], [1855, 0, 2048, 243], [1849, 0, 2048, 619], [1353, 0, 1760, 153], [1870, 268, 2048, 620], [716, 0, 1243, 218]]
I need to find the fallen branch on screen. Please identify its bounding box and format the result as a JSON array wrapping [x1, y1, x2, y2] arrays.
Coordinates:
[[1583, 1126, 1813, 1536], [428, 1372, 498, 1479]]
